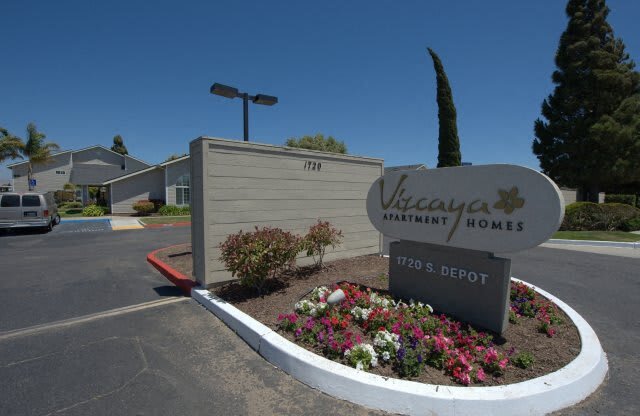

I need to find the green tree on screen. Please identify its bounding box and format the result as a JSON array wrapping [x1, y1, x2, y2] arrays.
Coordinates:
[[0, 128, 23, 163], [533, 0, 640, 202], [111, 134, 128, 155], [285, 134, 347, 154], [163, 153, 188, 162], [0, 123, 60, 190], [428, 48, 461, 168]]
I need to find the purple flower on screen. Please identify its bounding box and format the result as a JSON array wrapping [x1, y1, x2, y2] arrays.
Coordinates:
[[397, 347, 406, 361]]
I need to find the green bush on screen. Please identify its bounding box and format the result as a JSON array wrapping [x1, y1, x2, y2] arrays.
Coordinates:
[[82, 205, 106, 217], [302, 220, 343, 268], [605, 194, 637, 206], [620, 216, 640, 232], [218, 226, 302, 294], [513, 352, 535, 369], [560, 202, 640, 231], [158, 205, 181, 216], [132, 200, 155, 215], [158, 205, 190, 216], [64, 201, 83, 209]]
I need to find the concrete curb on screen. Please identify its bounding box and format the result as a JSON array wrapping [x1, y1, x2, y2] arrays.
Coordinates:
[[547, 238, 639, 249], [146, 245, 196, 295], [192, 280, 608, 416]]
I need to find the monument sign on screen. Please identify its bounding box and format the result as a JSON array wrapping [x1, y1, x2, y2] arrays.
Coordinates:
[[366, 165, 564, 333]]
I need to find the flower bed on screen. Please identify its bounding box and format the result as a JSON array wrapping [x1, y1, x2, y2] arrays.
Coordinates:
[[277, 280, 570, 386]]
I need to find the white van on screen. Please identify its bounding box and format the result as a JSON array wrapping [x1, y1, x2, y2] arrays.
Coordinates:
[[0, 192, 60, 232]]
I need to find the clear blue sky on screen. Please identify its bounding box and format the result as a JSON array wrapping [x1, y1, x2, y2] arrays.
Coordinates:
[[1, 0, 639, 182]]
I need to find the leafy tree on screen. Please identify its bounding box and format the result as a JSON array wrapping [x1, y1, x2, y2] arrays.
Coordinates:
[[163, 153, 188, 162], [533, 0, 640, 202], [428, 48, 461, 168], [0, 123, 60, 190], [285, 134, 347, 154], [111, 134, 128, 155]]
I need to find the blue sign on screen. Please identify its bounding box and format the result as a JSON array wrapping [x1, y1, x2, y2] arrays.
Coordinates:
[[29, 179, 37, 187]]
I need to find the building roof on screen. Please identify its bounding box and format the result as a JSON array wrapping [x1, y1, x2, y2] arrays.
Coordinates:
[[6, 144, 150, 168], [384, 164, 428, 172], [159, 155, 189, 166], [102, 165, 163, 185], [102, 155, 190, 185]]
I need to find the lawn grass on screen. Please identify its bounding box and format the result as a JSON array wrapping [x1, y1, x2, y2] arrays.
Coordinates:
[[552, 231, 640, 242], [139, 215, 191, 225]]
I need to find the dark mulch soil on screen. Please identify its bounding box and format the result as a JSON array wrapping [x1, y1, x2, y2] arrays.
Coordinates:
[[157, 244, 581, 387]]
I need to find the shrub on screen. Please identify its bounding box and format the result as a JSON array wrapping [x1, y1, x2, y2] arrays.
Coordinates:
[[218, 226, 302, 294], [605, 194, 637, 207], [513, 351, 535, 369], [302, 220, 343, 268], [158, 204, 190, 216], [132, 200, 155, 215], [560, 202, 640, 231], [149, 199, 165, 212], [620, 216, 640, 232], [82, 205, 105, 217]]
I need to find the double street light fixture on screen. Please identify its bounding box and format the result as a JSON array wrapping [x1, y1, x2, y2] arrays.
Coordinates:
[[210, 83, 278, 142]]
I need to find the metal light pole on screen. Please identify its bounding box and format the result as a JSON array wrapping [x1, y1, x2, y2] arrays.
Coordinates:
[[210, 83, 278, 142]]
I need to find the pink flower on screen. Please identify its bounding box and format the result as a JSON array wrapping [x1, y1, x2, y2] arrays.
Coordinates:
[[476, 368, 486, 382], [498, 358, 508, 370]]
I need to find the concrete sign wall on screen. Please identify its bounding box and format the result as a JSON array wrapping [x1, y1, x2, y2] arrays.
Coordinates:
[[190, 137, 384, 287], [367, 165, 564, 253], [389, 240, 511, 333]]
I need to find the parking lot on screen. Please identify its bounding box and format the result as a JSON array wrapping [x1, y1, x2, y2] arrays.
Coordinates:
[[0, 226, 639, 415]]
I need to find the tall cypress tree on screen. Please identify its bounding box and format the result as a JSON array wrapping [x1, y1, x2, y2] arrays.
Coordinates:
[[428, 48, 461, 168], [533, 0, 640, 201]]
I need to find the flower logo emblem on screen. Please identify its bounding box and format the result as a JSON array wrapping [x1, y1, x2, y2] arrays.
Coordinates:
[[493, 187, 525, 214]]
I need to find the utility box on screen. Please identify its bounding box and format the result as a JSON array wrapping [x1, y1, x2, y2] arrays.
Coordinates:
[[190, 137, 384, 288]]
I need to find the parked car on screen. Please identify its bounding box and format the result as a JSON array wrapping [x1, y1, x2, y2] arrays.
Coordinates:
[[0, 192, 60, 232]]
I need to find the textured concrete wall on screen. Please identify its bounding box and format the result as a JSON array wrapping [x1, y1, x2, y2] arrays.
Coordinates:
[[190, 137, 383, 287]]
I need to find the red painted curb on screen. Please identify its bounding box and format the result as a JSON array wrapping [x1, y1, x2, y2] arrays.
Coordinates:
[[147, 244, 197, 296], [144, 222, 191, 228]]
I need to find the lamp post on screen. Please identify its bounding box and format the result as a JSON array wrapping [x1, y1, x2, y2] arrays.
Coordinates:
[[210, 83, 278, 142]]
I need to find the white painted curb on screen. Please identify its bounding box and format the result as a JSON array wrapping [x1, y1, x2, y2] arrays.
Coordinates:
[[192, 279, 607, 416], [547, 238, 639, 249]]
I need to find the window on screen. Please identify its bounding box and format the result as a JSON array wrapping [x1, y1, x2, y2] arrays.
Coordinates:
[[175, 174, 190, 206], [22, 195, 41, 207], [1, 195, 20, 207]]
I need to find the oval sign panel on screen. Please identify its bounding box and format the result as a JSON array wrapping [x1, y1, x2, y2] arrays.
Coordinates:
[[367, 165, 565, 253]]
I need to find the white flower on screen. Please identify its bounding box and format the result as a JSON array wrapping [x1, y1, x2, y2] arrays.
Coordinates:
[[311, 286, 330, 302], [350, 306, 372, 322], [382, 351, 390, 361]]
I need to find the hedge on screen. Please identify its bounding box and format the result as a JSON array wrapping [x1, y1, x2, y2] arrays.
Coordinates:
[[604, 194, 637, 207], [560, 202, 640, 231]]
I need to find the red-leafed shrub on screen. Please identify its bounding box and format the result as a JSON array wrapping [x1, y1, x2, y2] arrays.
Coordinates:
[[132, 200, 155, 215], [303, 220, 343, 268], [218, 226, 302, 294]]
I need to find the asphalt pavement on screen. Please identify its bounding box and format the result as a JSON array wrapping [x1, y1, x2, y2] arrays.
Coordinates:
[[0, 226, 384, 416], [0, 226, 638, 415]]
